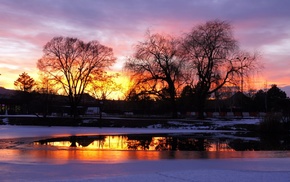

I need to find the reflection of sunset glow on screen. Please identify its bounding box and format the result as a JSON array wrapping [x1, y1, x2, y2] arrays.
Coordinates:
[[151, 137, 171, 150], [36, 136, 172, 151], [208, 142, 235, 152], [87, 136, 128, 150], [6, 134, 290, 163], [1, 148, 289, 164], [45, 141, 73, 147], [35, 135, 237, 152]]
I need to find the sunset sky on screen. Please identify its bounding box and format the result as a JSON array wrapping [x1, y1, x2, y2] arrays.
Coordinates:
[[0, 0, 290, 96]]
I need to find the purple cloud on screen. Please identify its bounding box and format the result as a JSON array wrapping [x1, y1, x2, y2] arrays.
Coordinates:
[[0, 0, 289, 89]]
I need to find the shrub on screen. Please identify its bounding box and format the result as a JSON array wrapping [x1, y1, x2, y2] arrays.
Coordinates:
[[259, 112, 289, 133]]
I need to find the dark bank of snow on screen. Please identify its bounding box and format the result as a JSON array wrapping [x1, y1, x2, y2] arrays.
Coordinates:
[[147, 118, 260, 130]]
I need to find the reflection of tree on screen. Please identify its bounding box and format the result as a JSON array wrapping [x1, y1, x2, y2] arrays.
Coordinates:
[[228, 139, 260, 151], [127, 136, 152, 150], [260, 135, 290, 151], [70, 136, 77, 147], [155, 137, 171, 151], [177, 138, 209, 151], [36, 136, 106, 148], [228, 136, 290, 151], [75, 137, 101, 147], [126, 135, 212, 151], [37, 134, 290, 152], [69, 136, 100, 147]]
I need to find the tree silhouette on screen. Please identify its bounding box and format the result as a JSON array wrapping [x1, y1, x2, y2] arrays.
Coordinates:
[[37, 36, 115, 117], [253, 89, 267, 112], [14, 72, 35, 92], [33, 75, 59, 117], [178, 85, 196, 113], [182, 20, 259, 119], [125, 32, 186, 118], [267, 84, 287, 111]]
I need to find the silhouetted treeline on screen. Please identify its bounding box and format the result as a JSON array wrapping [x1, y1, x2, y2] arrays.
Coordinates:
[[0, 84, 289, 117]]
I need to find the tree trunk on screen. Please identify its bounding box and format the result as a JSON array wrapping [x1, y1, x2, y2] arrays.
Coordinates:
[[196, 94, 206, 119], [70, 103, 78, 118], [168, 81, 178, 118], [171, 97, 178, 118]]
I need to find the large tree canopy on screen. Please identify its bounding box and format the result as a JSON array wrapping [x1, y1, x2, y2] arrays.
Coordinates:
[[37, 36, 115, 117], [183, 20, 258, 118], [125, 32, 186, 117]]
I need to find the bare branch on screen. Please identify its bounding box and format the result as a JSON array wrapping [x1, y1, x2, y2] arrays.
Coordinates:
[[37, 36, 115, 117]]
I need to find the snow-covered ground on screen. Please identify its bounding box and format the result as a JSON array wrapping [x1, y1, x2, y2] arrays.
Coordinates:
[[1, 157, 290, 181], [1, 119, 290, 181]]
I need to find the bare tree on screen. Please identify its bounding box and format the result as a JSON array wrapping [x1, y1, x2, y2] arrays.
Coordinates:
[[235, 51, 261, 93], [124, 32, 186, 118], [37, 36, 115, 117], [183, 20, 259, 118], [14, 72, 36, 92]]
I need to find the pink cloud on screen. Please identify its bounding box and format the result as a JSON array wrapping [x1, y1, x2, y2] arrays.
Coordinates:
[[0, 0, 289, 90]]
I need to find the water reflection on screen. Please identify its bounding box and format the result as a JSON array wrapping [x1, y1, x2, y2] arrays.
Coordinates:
[[1, 133, 290, 163], [2, 148, 290, 164], [34, 133, 290, 152]]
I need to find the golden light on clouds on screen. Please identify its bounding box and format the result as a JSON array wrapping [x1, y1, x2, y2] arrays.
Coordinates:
[[0, 0, 290, 97]]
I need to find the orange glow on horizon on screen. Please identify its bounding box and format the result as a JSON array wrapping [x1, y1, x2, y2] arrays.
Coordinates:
[[0, 69, 132, 100], [1, 68, 289, 98], [1, 2, 290, 101], [109, 73, 131, 100]]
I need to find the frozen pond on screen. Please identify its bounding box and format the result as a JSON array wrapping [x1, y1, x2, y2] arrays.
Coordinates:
[[1, 125, 290, 162], [1, 124, 290, 181]]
